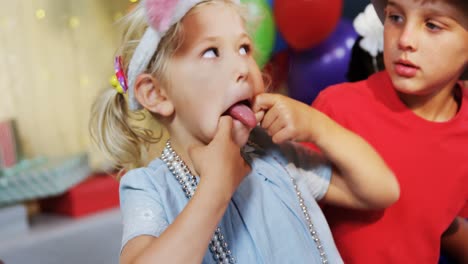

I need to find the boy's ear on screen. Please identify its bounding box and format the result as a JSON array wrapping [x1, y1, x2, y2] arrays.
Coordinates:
[[134, 74, 174, 117]]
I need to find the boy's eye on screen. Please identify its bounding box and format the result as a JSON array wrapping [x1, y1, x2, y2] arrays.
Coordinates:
[[202, 48, 219, 58], [388, 14, 403, 23], [239, 44, 251, 55], [426, 21, 442, 31]]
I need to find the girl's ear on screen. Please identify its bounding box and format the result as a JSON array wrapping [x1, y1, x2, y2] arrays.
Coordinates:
[[134, 73, 174, 117]]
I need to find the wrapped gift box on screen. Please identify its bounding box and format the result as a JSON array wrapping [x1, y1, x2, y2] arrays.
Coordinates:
[[0, 154, 90, 206], [40, 173, 119, 218]]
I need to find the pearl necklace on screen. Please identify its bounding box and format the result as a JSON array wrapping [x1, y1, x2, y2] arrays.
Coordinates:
[[290, 173, 328, 263], [161, 140, 327, 264], [161, 141, 235, 264]]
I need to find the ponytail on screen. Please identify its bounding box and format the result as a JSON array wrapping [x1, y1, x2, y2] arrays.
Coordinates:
[[89, 89, 161, 176]]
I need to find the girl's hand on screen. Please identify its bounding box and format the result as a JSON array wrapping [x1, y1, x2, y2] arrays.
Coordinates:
[[252, 93, 324, 144], [189, 116, 251, 199]]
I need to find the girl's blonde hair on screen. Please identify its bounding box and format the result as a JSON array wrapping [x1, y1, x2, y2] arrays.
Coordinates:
[[89, 0, 246, 175]]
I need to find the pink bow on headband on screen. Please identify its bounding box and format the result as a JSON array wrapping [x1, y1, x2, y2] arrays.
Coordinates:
[[146, 0, 182, 32]]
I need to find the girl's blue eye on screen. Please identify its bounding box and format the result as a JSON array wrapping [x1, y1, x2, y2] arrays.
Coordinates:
[[203, 48, 219, 58], [239, 44, 250, 55]]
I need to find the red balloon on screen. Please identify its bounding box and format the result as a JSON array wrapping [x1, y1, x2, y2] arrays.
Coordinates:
[[273, 0, 343, 51]]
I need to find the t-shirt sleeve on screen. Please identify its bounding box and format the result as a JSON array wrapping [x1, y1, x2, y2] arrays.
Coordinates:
[[302, 88, 340, 151], [119, 168, 169, 252], [312, 88, 338, 119], [460, 202, 468, 219], [279, 142, 332, 200]]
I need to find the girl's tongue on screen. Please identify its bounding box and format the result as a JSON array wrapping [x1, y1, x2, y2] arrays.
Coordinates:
[[227, 103, 256, 128]]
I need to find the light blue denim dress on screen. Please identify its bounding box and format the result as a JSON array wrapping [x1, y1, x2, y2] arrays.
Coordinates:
[[120, 128, 344, 263]]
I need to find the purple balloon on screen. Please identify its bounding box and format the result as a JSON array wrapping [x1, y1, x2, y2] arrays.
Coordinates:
[[288, 19, 358, 104]]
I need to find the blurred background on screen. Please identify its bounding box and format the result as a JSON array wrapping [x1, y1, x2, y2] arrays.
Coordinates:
[[0, 0, 373, 263]]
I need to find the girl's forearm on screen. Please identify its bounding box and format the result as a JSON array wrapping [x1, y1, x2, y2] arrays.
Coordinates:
[[133, 179, 231, 264]]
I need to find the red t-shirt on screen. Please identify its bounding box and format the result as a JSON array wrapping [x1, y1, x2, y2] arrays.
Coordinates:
[[310, 71, 468, 263]]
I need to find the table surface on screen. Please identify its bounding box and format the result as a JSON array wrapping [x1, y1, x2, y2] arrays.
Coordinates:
[[0, 208, 122, 264]]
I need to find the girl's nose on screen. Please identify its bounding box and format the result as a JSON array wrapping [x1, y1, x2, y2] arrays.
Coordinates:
[[236, 57, 249, 83]]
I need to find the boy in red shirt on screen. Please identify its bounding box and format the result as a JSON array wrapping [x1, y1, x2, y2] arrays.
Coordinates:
[[309, 0, 467, 263]]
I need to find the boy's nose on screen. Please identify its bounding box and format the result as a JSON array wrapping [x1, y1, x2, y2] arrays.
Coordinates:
[[398, 25, 418, 52]]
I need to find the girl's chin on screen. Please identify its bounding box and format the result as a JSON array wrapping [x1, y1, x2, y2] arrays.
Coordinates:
[[232, 119, 253, 147]]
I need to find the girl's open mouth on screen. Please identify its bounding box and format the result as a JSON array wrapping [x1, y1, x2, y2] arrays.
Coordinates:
[[224, 100, 256, 128]]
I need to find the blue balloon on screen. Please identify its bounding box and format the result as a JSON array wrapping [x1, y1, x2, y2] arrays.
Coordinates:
[[273, 30, 288, 54], [266, 0, 274, 8], [288, 19, 358, 104]]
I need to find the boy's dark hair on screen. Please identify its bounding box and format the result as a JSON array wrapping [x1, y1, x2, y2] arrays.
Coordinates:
[[446, 0, 467, 11], [372, 0, 467, 25]]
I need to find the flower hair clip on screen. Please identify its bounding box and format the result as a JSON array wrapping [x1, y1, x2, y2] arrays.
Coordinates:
[[353, 4, 384, 58], [111, 56, 128, 94], [353, 4, 384, 72]]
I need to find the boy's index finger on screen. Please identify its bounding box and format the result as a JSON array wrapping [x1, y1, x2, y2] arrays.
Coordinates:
[[252, 93, 277, 113]]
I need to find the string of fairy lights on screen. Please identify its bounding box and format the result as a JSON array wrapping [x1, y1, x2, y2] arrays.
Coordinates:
[[32, 0, 139, 26], [0, 0, 140, 90]]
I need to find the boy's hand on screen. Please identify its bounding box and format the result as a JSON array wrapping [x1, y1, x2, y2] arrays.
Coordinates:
[[189, 116, 251, 199], [253, 93, 321, 144]]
